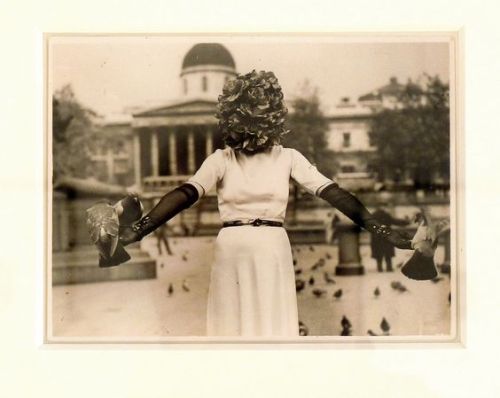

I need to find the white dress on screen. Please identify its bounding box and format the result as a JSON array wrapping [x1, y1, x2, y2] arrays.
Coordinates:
[[188, 145, 333, 337]]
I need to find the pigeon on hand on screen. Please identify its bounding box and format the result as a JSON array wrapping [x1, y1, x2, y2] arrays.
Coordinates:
[[114, 193, 143, 226], [401, 209, 450, 280], [86, 201, 130, 267], [333, 289, 343, 299]]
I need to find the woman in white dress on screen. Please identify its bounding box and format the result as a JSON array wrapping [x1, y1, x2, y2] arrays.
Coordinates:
[[119, 70, 413, 337]]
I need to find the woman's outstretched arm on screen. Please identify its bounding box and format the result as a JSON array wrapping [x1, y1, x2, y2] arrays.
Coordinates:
[[319, 183, 412, 250], [119, 183, 199, 246]]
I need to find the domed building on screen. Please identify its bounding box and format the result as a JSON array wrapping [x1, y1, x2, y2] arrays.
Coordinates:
[[180, 43, 237, 100], [131, 43, 237, 192]]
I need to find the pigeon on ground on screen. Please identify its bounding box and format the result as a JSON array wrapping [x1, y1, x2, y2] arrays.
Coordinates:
[[299, 321, 309, 336], [168, 283, 174, 296], [325, 253, 332, 260], [295, 269, 303, 275], [295, 279, 306, 293], [341, 315, 352, 330], [182, 279, 190, 292], [340, 327, 352, 336], [309, 276, 315, 286], [312, 288, 327, 298], [390, 281, 403, 290], [367, 330, 379, 336], [333, 289, 343, 299], [396, 283, 409, 293], [324, 272, 336, 284], [309, 246, 315, 252], [374, 287, 381, 297], [380, 317, 391, 335]]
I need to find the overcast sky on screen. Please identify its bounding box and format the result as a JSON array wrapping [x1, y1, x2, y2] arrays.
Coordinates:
[[50, 35, 450, 116]]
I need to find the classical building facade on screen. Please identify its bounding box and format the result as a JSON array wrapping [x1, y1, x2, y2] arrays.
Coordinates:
[[130, 43, 237, 194], [91, 44, 427, 192], [325, 97, 376, 190]]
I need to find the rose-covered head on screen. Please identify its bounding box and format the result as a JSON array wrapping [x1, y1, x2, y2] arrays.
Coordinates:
[[216, 70, 289, 153]]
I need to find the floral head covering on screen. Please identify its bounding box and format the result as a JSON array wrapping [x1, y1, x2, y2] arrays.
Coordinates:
[[216, 70, 289, 153]]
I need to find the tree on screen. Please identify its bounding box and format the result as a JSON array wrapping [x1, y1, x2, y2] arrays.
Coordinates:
[[284, 83, 337, 178], [52, 85, 99, 181], [283, 83, 337, 223], [370, 75, 450, 189]]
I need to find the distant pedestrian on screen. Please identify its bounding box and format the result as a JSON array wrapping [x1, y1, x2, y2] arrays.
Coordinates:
[[370, 202, 410, 272], [154, 223, 173, 256]]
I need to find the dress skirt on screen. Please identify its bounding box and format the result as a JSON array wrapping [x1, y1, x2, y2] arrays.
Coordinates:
[[206, 226, 299, 337]]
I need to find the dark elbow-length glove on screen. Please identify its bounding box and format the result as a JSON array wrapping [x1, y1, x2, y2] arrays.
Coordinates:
[[319, 183, 412, 250], [119, 183, 199, 246]]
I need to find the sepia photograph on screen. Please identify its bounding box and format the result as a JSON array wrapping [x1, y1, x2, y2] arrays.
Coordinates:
[[46, 33, 460, 342]]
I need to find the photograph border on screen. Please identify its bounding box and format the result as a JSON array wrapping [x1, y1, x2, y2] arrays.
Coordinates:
[[42, 30, 465, 347]]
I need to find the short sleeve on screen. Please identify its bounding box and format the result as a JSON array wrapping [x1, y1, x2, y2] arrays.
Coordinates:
[[290, 149, 334, 195], [187, 149, 225, 196]]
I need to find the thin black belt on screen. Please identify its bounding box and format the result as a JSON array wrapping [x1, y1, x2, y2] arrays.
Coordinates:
[[222, 218, 283, 228]]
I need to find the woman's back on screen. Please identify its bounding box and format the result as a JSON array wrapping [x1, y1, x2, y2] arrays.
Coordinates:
[[188, 145, 333, 223]]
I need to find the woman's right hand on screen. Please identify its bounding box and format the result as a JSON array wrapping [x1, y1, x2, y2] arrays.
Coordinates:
[[119, 226, 141, 246]]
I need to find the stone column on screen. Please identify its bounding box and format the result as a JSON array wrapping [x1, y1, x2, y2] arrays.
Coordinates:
[[106, 148, 114, 183], [205, 127, 214, 156], [168, 130, 178, 175], [335, 222, 365, 276], [187, 130, 196, 174], [151, 130, 159, 177], [133, 132, 141, 186]]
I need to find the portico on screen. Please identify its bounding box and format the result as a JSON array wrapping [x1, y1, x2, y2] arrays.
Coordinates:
[[131, 99, 224, 193]]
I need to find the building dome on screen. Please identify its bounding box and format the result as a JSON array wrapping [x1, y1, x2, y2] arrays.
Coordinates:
[[179, 43, 237, 98], [182, 43, 236, 70]]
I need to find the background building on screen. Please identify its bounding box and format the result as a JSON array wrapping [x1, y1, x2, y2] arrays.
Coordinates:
[[90, 45, 446, 195]]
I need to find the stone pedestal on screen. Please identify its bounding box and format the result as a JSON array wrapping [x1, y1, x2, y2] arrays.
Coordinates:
[[439, 229, 451, 274], [52, 245, 157, 285], [335, 222, 365, 276]]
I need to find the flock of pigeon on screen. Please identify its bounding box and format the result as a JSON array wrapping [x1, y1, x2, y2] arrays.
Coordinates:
[[293, 245, 449, 337]]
